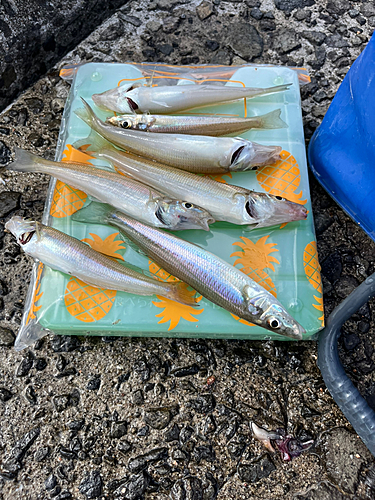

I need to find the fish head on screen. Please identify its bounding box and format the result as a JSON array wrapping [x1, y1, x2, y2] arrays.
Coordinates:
[[244, 192, 308, 228], [106, 114, 139, 129], [242, 287, 305, 340], [229, 141, 282, 171], [5, 217, 39, 249], [155, 200, 215, 231], [92, 83, 140, 114]]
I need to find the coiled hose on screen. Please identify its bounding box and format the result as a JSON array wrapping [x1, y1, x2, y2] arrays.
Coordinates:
[[318, 274, 375, 457]]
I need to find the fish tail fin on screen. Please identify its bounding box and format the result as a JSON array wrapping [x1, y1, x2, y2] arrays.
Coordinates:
[[170, 282, 200, 308], [72, 128, 115, 159], [72, 201, 113, 225], [254, 83, 292, 98], [7, 147, 51, 173], [257, 109, 288, 129], [265, 83, 292, 94], [74, 97, 98, 128], [75, 97, 105, 129]]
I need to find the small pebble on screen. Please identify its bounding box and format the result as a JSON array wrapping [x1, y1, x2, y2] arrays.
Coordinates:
[[196, 1, 214, 20], [79, 470, 103, 499], [0, 387, 13, 402], [87, 377, 101, 391], [34, 446, 49, 462], [0, 327, 15, 346], [117, 440, 132, 455]]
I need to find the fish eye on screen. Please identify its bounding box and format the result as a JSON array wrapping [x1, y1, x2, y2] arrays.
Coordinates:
[[275, 196, 283, 201], [120, 121, 130, 129], [183, 202, 193, 209], [268, 317, 281, 329]]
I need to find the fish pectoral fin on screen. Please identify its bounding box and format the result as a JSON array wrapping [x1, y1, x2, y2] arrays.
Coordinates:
[[35, 222, 42, 241], [242, 223, 259, 232], [231, 192, 246, 202], [142, 112, 156, 125], [146, 192, 160, 208], [242, 285, 262, 315]]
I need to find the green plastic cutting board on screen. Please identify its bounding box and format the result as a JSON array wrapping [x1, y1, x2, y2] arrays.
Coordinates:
[[33, 62, 323, 340]]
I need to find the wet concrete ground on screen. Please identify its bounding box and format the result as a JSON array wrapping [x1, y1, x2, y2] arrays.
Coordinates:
[[1, 0, 375, 499]]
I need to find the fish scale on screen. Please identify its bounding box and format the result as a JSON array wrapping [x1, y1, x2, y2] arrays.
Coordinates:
[[110, 212, 264, 313], [8, 148, 213, 232], [92, 82, 292, 115], [5, 217, 197, 307], [76, 99, 282, 174], [72, 203, 304, 339], [85, 142, 308, 228], [106, 109, 287, 136]]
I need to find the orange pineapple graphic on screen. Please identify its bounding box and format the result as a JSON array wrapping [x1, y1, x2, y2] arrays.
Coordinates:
[[26, 262, 44, 325], [230, 235, 280, 325], [50, 145, 95, 218], [64, 233, 126, 322], [303, 241, 324, 327], [206, 172, 233, 184], [256, 150, 307, 205], [149, 260, 204, 331]]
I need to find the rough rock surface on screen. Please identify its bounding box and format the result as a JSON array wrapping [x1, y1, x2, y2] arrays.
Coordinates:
[[0, 0, 375, 499], [0, 0, 129, 112]]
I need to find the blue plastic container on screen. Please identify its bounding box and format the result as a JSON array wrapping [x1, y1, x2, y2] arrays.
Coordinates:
[[309, 33, 375, 241], [309, 34, 375, 458]]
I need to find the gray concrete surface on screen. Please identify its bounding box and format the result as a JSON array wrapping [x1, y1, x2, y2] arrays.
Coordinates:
[[1, 0, 375, 499]]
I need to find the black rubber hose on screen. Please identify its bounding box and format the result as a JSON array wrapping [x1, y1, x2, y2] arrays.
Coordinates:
[[318, 273, 375, 457]]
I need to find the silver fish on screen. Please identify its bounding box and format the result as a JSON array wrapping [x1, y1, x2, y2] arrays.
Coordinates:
[[76, 99, 282, 173], [8, 148, 214, 231], [73, 203, 305, 340], [77, 136, 307, 228], [92, 82, 292, 114], [106, 109, 287, 136], [5, 217, 197, 306]]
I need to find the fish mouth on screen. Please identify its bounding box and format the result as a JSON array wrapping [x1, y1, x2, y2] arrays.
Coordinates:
[[301, 206, 308, 220], [251, 144, 282, 168], [289, 203, 308, 222], [178, 216, 213, 232], [187, 215, 215, 232], [284, 323, 305, 341], [92, 92, 110, 111], [105, 117, 117, 125], [196, 218, 214, 232], [5, 217, 37, 241]]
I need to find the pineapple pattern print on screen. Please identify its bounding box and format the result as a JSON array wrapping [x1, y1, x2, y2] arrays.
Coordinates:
[[303, 241, 324, 327], [26, 262, 44, 326], [64, 233, 126, 322], [230, 235, 280, 325], [50, 145, 94, 218], [206, 172, 233, 184], [26, 73, 322, 340], [149, 260, 204, 331], [256, 150, 307, 205]]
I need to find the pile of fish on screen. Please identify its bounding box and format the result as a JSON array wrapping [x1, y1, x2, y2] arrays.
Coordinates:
[[6, 80, 307, 339]]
